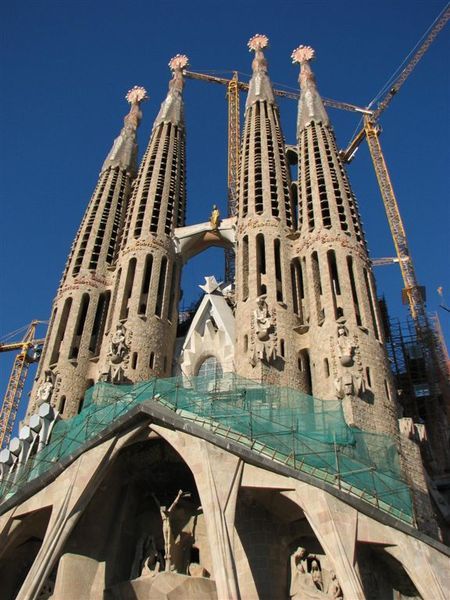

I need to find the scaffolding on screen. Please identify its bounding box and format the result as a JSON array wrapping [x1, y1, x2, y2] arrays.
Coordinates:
[[0, 374, 414, 524]]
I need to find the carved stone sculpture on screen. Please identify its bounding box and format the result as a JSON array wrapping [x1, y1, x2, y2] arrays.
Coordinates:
[[152, 489, 190, 572], [251, 295, 277, 365], [108, 323, 129, 364], [289, 547, 343, 599], [36, 371, 55, 405], [336, 323, 355, 367]]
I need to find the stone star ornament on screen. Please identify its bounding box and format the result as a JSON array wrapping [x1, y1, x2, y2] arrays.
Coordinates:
[[125, 86, 148, 104], [169, 54, 189, 71], [248, 34, 269, 52], [291, 45, 316, 64]]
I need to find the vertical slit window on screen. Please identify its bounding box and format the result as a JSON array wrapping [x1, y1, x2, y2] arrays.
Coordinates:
[[50, 298, 72, 365], [242, 236, 249, 301], [364, 268, 379, 340], [107, 268, 121, 334], [291, 262, 299, 315], [298, 350, 312, 395], [256, 234, 266, 296], [327, 250, 342, 320], [120, 258, 137, 320], [131, 352, 138, 370], [138, 254, 153, 316], [155, 257, 168, 318], [89, 291, 111, 355], [167, 263, 178, 322], [69, 293, 90, 359], [149, 352, 155, 369], [347, 256, 362, 326], [274, 239, 283, 302], [311, 252, 324, 323]]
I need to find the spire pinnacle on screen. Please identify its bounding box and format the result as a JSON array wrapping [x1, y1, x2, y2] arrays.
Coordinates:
[[102, 86, 148, 174], [292, 45, 329, 134], [246, 34, 275, 108], [154, 54, 189, 128]]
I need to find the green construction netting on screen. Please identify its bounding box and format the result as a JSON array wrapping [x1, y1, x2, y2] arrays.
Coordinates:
[[0, 374, 414, 524]]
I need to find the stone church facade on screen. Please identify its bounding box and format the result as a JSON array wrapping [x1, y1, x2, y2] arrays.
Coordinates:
[[0, 37, 449, 599]]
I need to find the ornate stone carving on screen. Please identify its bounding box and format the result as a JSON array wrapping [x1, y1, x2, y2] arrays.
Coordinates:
[[336, 323, 355, 367], [152, 489, 191, 573], [290, 547, 343, 599], [250, 295, 277, 365], [108, 323, 129, 364], [36, 370, 55, 405]]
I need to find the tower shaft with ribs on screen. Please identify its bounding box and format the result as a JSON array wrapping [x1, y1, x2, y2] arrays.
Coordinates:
[[28, 90, 147, 419], [290, 46, 397, 435], [98, 58, 187, 382], [234, 36, 300, 387]]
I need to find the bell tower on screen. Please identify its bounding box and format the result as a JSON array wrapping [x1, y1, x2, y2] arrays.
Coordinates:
[[291, 46, 397, 434], [98, 56, 188, 383], [28, 87, 147, 419], [234, 35, 300, 387]]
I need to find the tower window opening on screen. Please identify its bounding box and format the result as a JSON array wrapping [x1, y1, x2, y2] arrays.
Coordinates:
[[253, 105, 264, 215], [72, 172, 108, 276], [274, 239, 283, 302], [167, 263, 179, 322], [347, 256, 362, 326], [324, 358, 330, 378], [327, 250, 342, 321], [311, 252, 324, 323], [384, 379, 391, 401], [150, 124, 171, 234], [59, 396, 66, 415], [366, 367, 371, 387], [107, 268, 121, 334], [291, 262, 299, 316], [134, 128, 162, 238], [280, 338, 285, 357], [155, 256, 168, 318], [363, 268, 380, 340], [256, 233, 266, 296], [89, 291, 111, 355], [242, 236, 249, 301], [69, 293, 90, 360], [149, 352, 155, 369], [131, 352, 138, 370], [138, 254, 153, 316], [106, 176, 127, 264], [50, 298, 72, 365], [120, 258, 137, 320], [244, 335, 248, 352], [298, 349, 312, 395]]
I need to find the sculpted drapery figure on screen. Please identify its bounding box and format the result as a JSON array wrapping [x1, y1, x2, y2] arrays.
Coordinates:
[[290, 547, 343, 599], [251, 295, 277, 364]]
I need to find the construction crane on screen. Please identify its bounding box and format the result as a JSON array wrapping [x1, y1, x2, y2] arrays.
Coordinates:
[[184, 71, 368, 283], [0, 321, 46, 448]]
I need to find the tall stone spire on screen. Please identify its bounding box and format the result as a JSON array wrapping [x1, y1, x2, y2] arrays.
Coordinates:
[[102, 86, 148, 175], [246, 34, 275, 108], [98, 56, 188, 384], [292, 45, 329, 134], [28, 88, 147, 419], [235, 36, 299, 388], [290, 45, 397, 437]]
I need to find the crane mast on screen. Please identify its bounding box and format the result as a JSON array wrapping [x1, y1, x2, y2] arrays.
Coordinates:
[[0, 321, 45, 448], [225, 72, 240, 284]]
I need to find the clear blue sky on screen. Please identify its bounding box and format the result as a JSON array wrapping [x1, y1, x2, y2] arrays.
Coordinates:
[[1, 0, 449, 428]]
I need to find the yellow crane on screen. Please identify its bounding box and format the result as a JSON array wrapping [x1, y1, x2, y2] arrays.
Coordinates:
[[184, 7, 450, 405], [0, 321, 46, 448]]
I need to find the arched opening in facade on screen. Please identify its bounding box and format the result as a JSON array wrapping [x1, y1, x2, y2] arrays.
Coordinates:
[[49, 437, 213, 597], [0, 506, 52, 600]]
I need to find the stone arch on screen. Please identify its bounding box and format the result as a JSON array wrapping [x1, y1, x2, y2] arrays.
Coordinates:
[[0, 506, 52, 600], [51, 434, 212, 598]]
